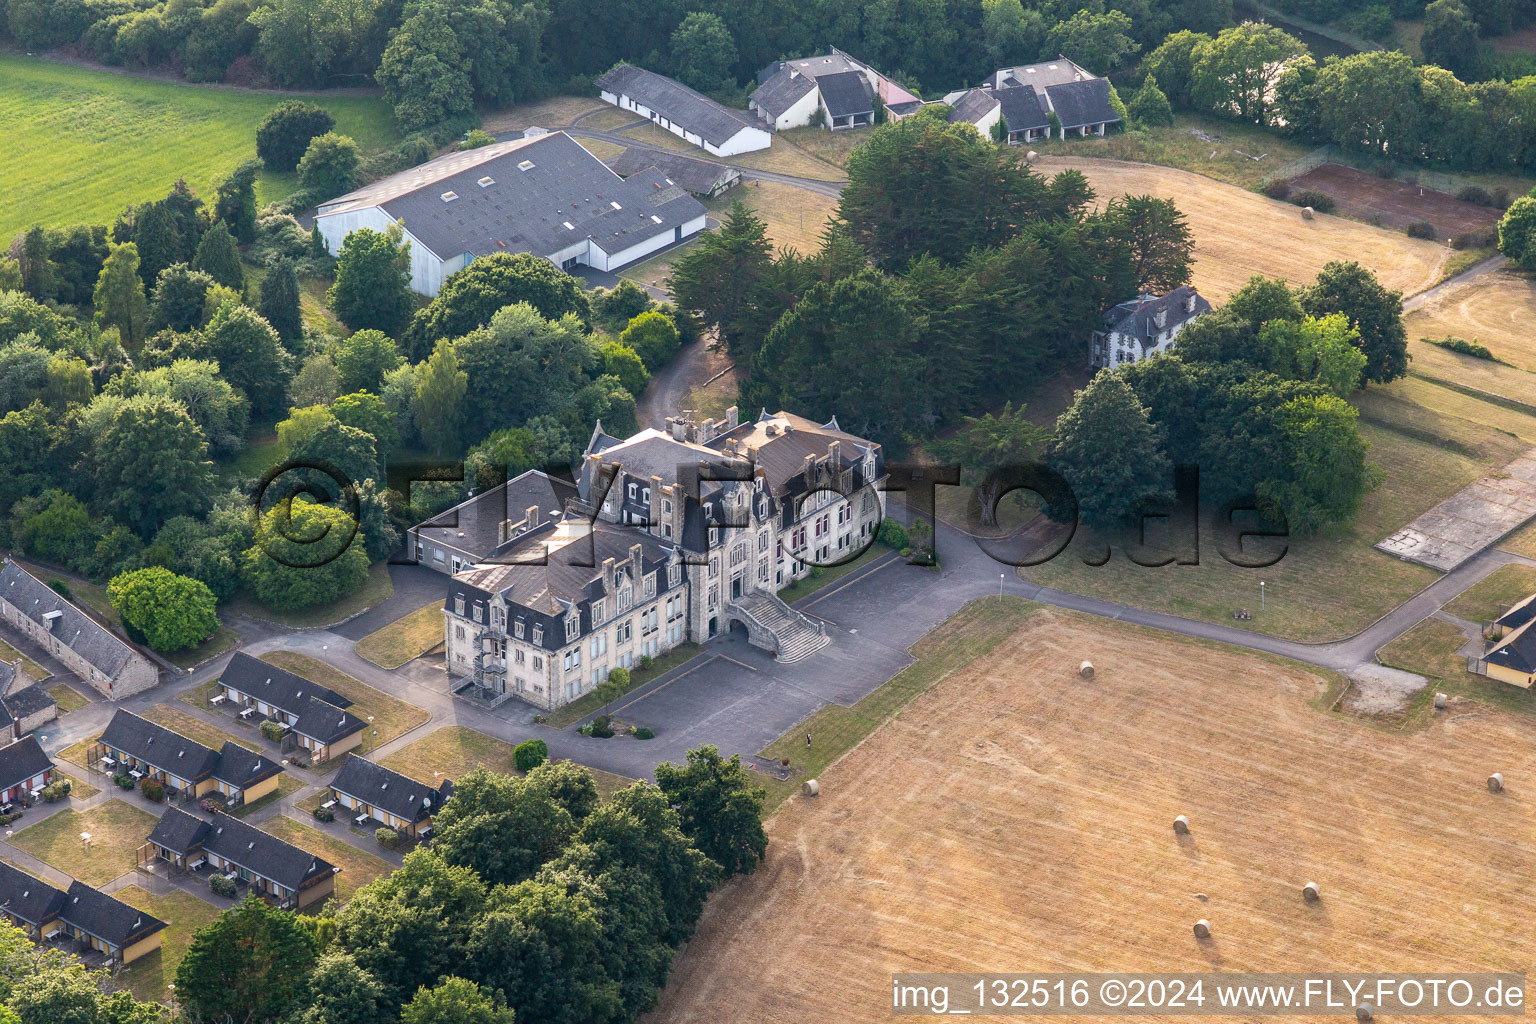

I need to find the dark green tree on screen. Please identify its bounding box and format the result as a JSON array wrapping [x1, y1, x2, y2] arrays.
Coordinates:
[[926, 402, 1051, 526], [377, 5, 475, 132], [1296, 260, 1408, 385], [256, 100, 337, 171], [654, 745, 768, 876], [407, 252, 592, 359], [402, 977, 518, 1024], [432, 768, 577, 886], [298, 132, 361, 200], [618, 310, 680, 370], [669, 11, 737, 91], [1046, 8, 1138, 74], [666, 199, 775, 358], [455, 302, 597, 434], [295, 951, 391, 1024], [203, 301, 295, 415], [335, 329, 404, 394], [1048, 371, 1172, 529], [132, 202, 182, 287], [1499, 196, 1536, 269], [258, 258, 304, 346], [175, 893, 319, 1024], [150, 263, 215, 332], [1128, 74, 1175, 127], [192, 221, 245, 290], [20, 226, 53, 300], [93, 395, 216, 535], [331, 390, 399, 457], [526, 759, 601, 822], [1102, 195, 1193, 293], [1141, 29, 1212, 109], [1190, 23, 1305, 125], [328, 225, 414, 336], [215, 159, 261, 244], [1422, 0, 1483, 82], [107, 566, 218, 652], [242, 498, 370, 610]]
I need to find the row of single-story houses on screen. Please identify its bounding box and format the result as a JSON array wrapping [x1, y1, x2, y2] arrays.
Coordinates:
[[0, 861, 167, 965]]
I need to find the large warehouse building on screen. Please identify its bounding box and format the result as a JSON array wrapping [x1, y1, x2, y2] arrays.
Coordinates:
[[315, 132, 709, 296]]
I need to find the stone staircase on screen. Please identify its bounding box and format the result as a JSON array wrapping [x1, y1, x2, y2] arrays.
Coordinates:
[[727, 591, 829, 664]]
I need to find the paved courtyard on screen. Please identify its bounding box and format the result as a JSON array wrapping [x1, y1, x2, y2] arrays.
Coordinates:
[[1377, 450, 1536, 571]]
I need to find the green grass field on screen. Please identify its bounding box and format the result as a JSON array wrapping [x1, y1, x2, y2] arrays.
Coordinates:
[[0, 56, 397, 238]]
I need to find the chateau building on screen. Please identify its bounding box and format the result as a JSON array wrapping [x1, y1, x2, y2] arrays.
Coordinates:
[[437, 409, 887, 710]]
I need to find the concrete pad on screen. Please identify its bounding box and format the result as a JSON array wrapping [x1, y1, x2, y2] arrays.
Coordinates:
[[1376, 451, 1536, 571]]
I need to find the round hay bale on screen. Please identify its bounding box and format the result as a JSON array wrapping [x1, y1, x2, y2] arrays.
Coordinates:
[[1172, 815, 1190, 835], [1302, 881, 1320, 902], [1488, 772, 1504, 793], [1356, 1003, 1374, 1021], [1079, 660, 1095, 679], [802, 778, 820, 798], [1434, 692, 1447, 710], [1192, 919, 1211, 938], [1301, 206, 1315, 220], [1025, 150, 1039, 163]]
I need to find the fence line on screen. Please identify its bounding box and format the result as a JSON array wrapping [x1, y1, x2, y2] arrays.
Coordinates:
[[1260, 143, 1495, 198]]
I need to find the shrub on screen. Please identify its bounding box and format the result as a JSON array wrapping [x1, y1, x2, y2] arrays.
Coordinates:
[[1262, 178, 1291, 200], [40, 780, 70, 803], [259, 719, 287, 742], [588, 714, 615, 738], [1427, 335, 1496, 360], [115, 774, 136, 789], [1406, 221, 1437, 239], [375, 827, 399, 849], [256, 101, 336, 172], [140, 777, 165, 802], [48, 579, 72, 599], [209, 874, 237, 898], [458, 129, 496, 150], [1457, 185, 1494, 206], [877, 518, 909, 549], [200, 797, 224, 815], [1291, 189, 1336, 213], [513, 738, 548, 772], [0, 812, 20, 826], [607, 666, 631, 690], [632, 726, 655, 739], [639, 655, 654, 670], [1450, 228, 1498, 250], [313, 806, 335, 823]]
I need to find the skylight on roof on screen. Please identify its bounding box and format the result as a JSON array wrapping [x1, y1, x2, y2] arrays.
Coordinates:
[[651, 215, 663, 224], [478, 176, 495, 187], [610, 201, 622, 210], [518, 160, 535, 171], [563, 221, 575, 230], [441, 191, 459, 202]]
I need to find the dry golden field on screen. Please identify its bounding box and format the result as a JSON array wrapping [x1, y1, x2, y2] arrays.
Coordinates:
[[654, 605, 1536, 1024], [1405, 271, 1536, 390], [1034, 157, 1450, 302]]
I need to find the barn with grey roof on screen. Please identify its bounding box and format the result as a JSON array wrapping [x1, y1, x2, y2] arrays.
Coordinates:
[[316, 131, 709, 296], [750, 46, 922, 131], [597, 64, 771, 156], [0, 560, 156, 699], [946, 57, 1121, 141]]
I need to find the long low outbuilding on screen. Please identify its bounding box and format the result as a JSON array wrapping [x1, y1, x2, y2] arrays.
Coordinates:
[[597, 64, 771, 156], [316, 131, 709, 296], [0, 862, 167, 964], [143, 807, 337, 910]]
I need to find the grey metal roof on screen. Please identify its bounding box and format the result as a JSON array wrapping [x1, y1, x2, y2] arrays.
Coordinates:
[[749, 67, 817, 118], [318, 132, 706, 266], [149, 807, 336, 892], [1496, 595, 1536, 632], [947, 89, 1000, 126], [219, 652, 352, 714], [0, 736, 52, 792], [288, 693, 365, 747], [413, 469, 577, 563], [996, 59, 1096, 89], [0, 860, 65, 926], [62, 880, 166, 949], [817, 70, 874, 117], [596, 64, 758, 147], [0, 561, 140, 681], [330, 754, 450, 825], [606, 149, 739, 196], [1045, 78, 1119, 129], [1488, 623, 1536, 675], [98, 709, 280, 790]]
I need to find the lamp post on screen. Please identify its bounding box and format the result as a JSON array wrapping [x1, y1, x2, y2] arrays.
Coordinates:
[[1259, 580, 1266, 612], [167, 983, 175, 1014], [999, 572, 1005, 602]]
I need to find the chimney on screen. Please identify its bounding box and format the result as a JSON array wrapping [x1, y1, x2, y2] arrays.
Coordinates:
[[726, 405, 739, 429], [1185, 291, 1197, 314], [526, 504, 540, 530], [803, 453, 818, 488], [827, 440, 841, 467], [42, 610, 62, 632], [499, 518, 513, 544], [628, 543, 643, 582], [602, 557, 616, 594], [765, 423, 778, 437]]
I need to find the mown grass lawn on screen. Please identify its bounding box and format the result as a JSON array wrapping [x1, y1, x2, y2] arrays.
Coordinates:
[[258, 651, 429, 752], [223, 561, 394, 628], [47, 684, 92, 713], [11, 800, 159, 886], [259, 816, 392, 903], [380, 726, 633, 796], [0, 640, 47, 681], [113, 885, 222, 1004], [140, 705, 261, 753], [0, 55, 396, 237], [354, 601, 444, 669], [1445, 564, 1536, 625]]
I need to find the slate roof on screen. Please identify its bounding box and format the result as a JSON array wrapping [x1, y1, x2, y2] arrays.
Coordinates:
[[450, 520, 678, 617], [0, 561, 141, 680], [816, 70, 874, 117], [219, 652, 352, 714], [98, 709, 282, 790], [0, 860, 65, 926], [1100, 287, 1211, 350], [705, 411, 880, 496], [1495, 594, 1536, 632], [994, 85, 1050, 131], [3, 683, 56, 723], [995, 58, 1096, 89], [749, 67, 817, 118], [149, 807, 336, 892], [330, 754, 452, 825], [316, 132, 706, 265], [597, 64, 758, 147], [947, 88, 1000, 126], [1488, 625, 1536, 675], [288, 693, 366, 746], [607, 149, 739, 196], [1044, 78, 1119, 129], [0, 661, 15, 696], [0, 736, 52, 792], [62, 880, 166, 949], [412, 470, 578, 564]]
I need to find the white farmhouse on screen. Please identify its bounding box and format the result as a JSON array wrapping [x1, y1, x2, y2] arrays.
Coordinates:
[[750, 47, 923, 131], [1090, 286, 1211, 370], [314, 132, 709, 296]]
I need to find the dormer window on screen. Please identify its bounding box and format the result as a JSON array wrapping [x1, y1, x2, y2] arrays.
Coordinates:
[[619, 586, 632, 612], [565, 612, 579, 641], [472, 606, 482, 623], [669, 564, 680, 586], [532, 625, 543, 644], [708, 527, 718, 546], [455, 597, 465, 616], [592, 600, 604, 623], [514, 620, 525, 639]]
